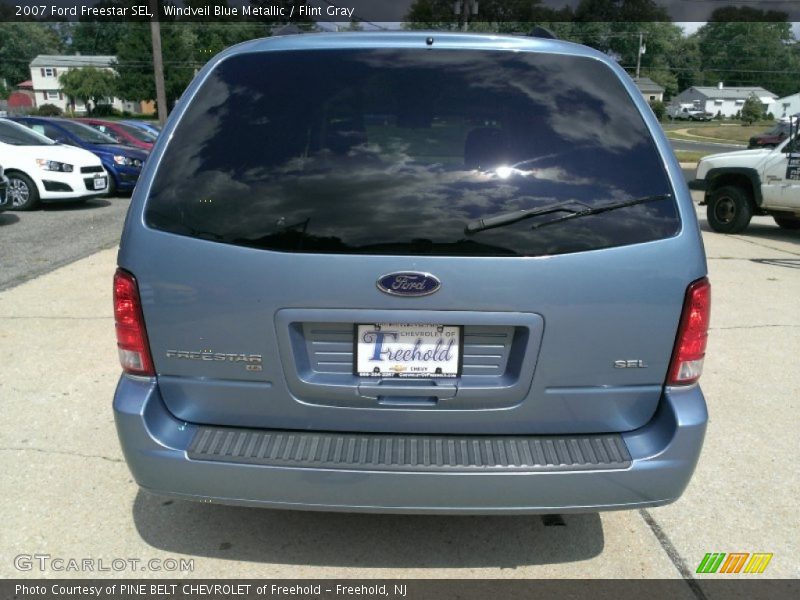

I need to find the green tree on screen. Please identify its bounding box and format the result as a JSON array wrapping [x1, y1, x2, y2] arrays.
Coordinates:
[[0, 22, 62, 87], [59, 67, 118, 113], [696, 9, 799, 96], [741, 94, 764, 125], [115, 22, 197, 112]]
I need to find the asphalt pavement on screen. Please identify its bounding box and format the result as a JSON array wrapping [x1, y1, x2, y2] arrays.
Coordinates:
[[0, 196, 130, 291], [0, 196, 798, 586], [670, 138, 743, 155]]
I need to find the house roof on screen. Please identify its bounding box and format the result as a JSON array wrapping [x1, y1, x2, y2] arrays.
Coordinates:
[[16, 80, 33, 88], [634, 77, 664, 93], [690, 86, 777, 100], [30, 55, 116, 68]]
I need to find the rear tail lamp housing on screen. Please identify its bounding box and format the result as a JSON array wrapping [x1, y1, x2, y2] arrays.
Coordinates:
[[113, 268, 154, 376], [668, 277, 711, 386]]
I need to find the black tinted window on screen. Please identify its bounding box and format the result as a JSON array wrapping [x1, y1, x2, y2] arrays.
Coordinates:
[[146, 49, 680, 257]]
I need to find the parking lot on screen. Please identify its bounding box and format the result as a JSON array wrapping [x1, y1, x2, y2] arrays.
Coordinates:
[[0, 194, 797, 586]]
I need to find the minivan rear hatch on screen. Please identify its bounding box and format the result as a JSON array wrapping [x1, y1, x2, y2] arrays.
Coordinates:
[[123, 37, 696, 435]]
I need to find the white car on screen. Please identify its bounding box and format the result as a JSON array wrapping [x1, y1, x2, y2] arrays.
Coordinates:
[[0, 118, 108, 210]]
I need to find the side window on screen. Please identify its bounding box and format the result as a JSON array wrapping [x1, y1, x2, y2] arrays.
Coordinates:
[[43, 124, 68, 143]]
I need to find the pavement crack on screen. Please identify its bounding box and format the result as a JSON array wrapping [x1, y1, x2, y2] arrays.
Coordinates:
[[639, 509, 708, 600], [0, 446, 124, 464]]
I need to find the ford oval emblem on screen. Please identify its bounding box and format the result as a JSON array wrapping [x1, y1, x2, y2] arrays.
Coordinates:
[[377, 272, 441, 297]]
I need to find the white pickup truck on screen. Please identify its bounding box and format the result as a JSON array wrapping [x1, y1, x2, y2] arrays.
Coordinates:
[[689, 136, 800, 233], [668, 104, 713, 121]]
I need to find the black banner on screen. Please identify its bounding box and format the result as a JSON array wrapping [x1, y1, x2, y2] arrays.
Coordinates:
[[3, 579, 800, 600], [2, 0, 800, 23]]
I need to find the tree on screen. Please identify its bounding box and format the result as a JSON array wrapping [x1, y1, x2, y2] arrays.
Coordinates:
[[696, 9, 799, 97], [59, 67, 118, 113], [114, 22, 197, 111], [741, 95, 764, 125], [0, 23, 62, 87]]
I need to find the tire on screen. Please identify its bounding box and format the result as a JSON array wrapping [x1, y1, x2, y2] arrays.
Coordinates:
[[706, 185, 753, 233], [6, 172, 40, 211], [773, 215, 800, 230], [106, 174, 117, 198]]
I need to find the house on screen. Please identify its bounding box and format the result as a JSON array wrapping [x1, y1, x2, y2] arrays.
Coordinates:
[[671, 83, 776, 118], [633, 77, 664, 103], [29, 55, 145, 115], [768, 92, 800, 120]]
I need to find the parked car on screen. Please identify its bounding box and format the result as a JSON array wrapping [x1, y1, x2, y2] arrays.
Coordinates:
[[78, 118, 156, 151], [114, 32, 709, 514], [0, 164, 9, 212], [0, 118, 108, 210], [121, 120, 161, 138], [747, 122, 789, 149], [10, 117, 147, 196]]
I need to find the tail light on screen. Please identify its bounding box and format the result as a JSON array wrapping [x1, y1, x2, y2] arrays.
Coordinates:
[[668, 277, 711, 386], [113, 268, 154, 376]]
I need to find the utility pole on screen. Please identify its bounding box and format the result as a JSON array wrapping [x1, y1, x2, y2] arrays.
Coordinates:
[[635, 32, 645, 80], [150, 0, 168, 127]]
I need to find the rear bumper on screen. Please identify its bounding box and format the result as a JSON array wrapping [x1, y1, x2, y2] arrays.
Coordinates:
[[113, 376, 707, 514]]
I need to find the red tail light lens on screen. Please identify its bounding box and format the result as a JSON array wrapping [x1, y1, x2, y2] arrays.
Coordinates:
[[668, 277, 711, 386], [113, 269, 154, 376]]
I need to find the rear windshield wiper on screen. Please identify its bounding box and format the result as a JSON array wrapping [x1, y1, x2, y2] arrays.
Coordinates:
[[464, 193, 672, 235]]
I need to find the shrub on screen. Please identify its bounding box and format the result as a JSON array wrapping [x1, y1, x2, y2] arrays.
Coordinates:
[[649, 100, 666, 121], [36, 104, 62, 116], [741, 95, 764, 125], [90, 104, 121, 117]]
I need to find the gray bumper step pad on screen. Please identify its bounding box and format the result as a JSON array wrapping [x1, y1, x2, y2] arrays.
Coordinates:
[[188, 427, 631, 472]]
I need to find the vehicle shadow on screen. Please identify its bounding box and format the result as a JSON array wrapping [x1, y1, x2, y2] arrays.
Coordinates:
[[696, 216, 800, 243], [42, 199, 112, 211], [0, 213, 20, 226], [132, 491, 604, 568]]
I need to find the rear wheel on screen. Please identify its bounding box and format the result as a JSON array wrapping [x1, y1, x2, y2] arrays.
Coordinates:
[[6, 172, 40, 211], [707, 185, 753, 233], [773, 215, 800, 230]]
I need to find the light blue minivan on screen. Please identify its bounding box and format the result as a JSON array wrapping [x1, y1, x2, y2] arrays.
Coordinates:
[[113, 32, 710, 513]]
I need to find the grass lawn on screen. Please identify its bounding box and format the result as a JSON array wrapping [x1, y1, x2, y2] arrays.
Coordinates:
[[662, 121, 775, 144], [674, 150, 710, 163]]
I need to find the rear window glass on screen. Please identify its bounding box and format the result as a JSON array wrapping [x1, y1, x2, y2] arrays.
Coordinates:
[[146, 48, 680, 257]]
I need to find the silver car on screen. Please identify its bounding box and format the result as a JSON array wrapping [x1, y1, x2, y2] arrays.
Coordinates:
[[113, 33, 710, 514]]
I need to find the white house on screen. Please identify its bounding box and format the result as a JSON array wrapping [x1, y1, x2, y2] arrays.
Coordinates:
[[29, 55, 142, 114], [633, 77, 665, 103], [671, 83, 777, 118], [768, 92, 800, 120]]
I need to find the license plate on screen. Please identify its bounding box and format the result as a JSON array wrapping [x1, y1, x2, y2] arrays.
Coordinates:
[[355, 323, 461, 378], [93, 177, 106, 190]]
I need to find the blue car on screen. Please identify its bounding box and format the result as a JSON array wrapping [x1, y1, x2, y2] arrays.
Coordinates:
[[113, 33, 710, 514], [10, 117, 146, 196], [121, 120, 161, 138]]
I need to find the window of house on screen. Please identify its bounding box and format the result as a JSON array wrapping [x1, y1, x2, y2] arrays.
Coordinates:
[[43, 68, 55, 77], [46, 91, 59, 100]]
